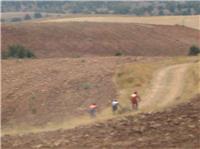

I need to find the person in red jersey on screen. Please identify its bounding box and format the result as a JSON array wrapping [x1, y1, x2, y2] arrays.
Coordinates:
[[130, 91, 141, 110]]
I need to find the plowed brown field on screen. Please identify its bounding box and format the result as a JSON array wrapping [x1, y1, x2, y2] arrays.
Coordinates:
[[2, 22, 199, 58]]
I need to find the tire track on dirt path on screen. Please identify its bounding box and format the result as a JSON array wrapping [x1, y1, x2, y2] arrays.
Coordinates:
[[140, 63, 191, 112]]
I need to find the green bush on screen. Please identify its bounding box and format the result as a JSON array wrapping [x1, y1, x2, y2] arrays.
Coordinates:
[[34, 12, 42, 18], [2, 44, 35, 59], [115, 51, 123, 56], [188, 45, 200, 56]]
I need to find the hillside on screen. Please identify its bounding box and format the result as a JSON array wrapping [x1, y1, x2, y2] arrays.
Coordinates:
[[2, 56, 199, 135], [2, 94, 200, 149], [2, 57, 140, 133], [2, 22, 199, 58], [2, 56, 199, 148]]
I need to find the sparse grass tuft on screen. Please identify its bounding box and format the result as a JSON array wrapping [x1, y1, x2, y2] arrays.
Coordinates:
[[80, 82, 93, 89], [31, 108, 37, 114]]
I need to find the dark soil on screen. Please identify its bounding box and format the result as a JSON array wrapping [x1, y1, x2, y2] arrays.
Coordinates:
[[2, 95, 200, 149]]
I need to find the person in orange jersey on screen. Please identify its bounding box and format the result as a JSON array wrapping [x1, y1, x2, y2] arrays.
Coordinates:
[[89, 103, 97, 118]]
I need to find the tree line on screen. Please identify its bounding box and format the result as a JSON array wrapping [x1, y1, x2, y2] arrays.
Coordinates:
[[2, 1, 200, 16]]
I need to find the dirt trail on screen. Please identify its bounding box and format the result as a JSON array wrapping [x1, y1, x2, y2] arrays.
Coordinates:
[[140, 63, 190, 112]]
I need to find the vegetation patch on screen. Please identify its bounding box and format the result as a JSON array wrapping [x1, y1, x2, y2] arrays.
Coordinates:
[[115, 51, 124, 56], [80, 82, 93, 90], [188, 45, 200, 56], [2, 44, 35, 59]]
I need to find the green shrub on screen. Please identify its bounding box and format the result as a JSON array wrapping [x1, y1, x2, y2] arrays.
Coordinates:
[[115, 51, 123, 56], [34, 12, 42, 18], [2, 44, 36, 59], [188, 45, 200, 56]]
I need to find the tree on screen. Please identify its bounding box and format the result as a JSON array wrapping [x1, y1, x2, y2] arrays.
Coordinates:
[[34, 12, 42, 18], [24, 14, 32, 20], [159, 10, 164, 16], [188, 46, 200, 56]]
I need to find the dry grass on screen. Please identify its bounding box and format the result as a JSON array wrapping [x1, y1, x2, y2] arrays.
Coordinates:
[[42, 15, 200, 30], [179, 59, 200, 101], [114, 57, 199, 109]]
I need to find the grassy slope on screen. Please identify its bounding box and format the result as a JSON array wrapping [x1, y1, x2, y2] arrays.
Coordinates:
[[180, 60, 200, 101], [113, 56, 199, 109]]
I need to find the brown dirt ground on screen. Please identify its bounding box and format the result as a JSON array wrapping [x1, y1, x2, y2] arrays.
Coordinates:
[[2, 57, 150, 131], [2, 95, 200, 149], [2, 22, 199, 58]]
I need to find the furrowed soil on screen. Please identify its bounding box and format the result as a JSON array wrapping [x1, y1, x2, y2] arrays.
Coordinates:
[[2, 22, 199, 58], [2, 95, 200, 149]]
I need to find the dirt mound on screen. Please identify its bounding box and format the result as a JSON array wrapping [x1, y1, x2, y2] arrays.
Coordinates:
[[2, 22, 199, 58], [2, 95, 200, 149]]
